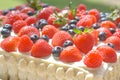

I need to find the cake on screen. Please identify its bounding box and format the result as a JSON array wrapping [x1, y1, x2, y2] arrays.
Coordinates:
[[0, 1, 120, 80]]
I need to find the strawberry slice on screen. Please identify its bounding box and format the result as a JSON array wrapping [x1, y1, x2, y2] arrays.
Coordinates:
[[60, 46, 82, 62], [31, 39, 52, 58], [83, 50, 103, 68], [1, 36, 19, 52], [97, 46, 117, 63]]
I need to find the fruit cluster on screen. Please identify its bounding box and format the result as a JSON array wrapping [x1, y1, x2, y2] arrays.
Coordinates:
[[0, 2, 120, 68]]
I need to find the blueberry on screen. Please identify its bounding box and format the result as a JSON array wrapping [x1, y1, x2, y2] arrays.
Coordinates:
[[61, 25, 69, 31], [98, 31, 107, 41], [2, 10, 9, 15], [109, 28, 116, 34], [1, 28, 11, 38], [69, 20, 77, 25], [40, 35, 49, 42], [92, 23, 100, 29], [68, 24, 76, 29], [67, 29, 75, 36], [100, 17, 108, 22], [100, 12, 106, 18], [30, 34, 39, 43], [63, 40, 73, 47], [42, 4, 49, 8], [107, 43, 115, 49], [3, 24, 12, 31], [77, 26, 84, 31], [27, 11, 34, 16], [52, 46, 63, 58], [74, 16, 80, 21], [37, 19, 48, 29]]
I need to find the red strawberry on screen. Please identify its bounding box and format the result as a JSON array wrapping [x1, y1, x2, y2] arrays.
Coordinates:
[[52, 31, 72, 47], [60, 46, 82, 62], [25, 16, 37, 25], [113, 31, 120, 38], [77, 4, 87, 12], [18, 26, 40, 37], [42, 25, 59, 38], [19, 13, 29, 20], [100, 20, 117, 29], [76, 15, 97, 28], [74, 32, 94, 54], [12, 20, 27, 33], [97, 46, 117, 63], [88, 9, 100, 21], [18, 35, 33, 53], [83, 50, 103, 68], [105, 36, 120, 50], [1, 36, 19, 52], [31, 39, 52, 58], [21, 7, 35, 13]]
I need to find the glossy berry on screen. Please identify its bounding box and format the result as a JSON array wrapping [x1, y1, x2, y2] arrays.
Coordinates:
[[106, 43, 115, 49], [37, 19, 48, 29], [67, 29, 75, 36], [30, 34, 39, 43], [83, 50, 102, 68], [92, 23, 100, 29], [63, 40, 73, 47], [97, 46, 117, 63], [77, 26, 85, 31], [1, 28, 11, 38], [61, 25, 69, 31], [1, 36, 19, 52], [3, 24, 12, 31], [68, 24, 76, 29], [109, 28, 116, 34], [69, 20, 78, 25], [52, 46, 63, 58], [18, 35, 33, 53], [60, 46, 82, 62], [27, 11, 34, 16], [31, 39, 52, 58], [40, 35, 49, 42], [98, 31, 107, 41]]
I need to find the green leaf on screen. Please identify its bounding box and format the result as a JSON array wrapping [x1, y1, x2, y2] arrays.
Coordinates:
[[73, 28, 82, 34]]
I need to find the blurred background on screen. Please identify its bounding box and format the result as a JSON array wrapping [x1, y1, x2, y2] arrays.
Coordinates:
[[0, 0, 120, 12]]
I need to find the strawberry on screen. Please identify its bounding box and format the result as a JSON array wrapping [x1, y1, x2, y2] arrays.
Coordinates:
[[31, 39, 52, 58], [25, 16, 37, 25], [76, 15, 97, 28], [77, 4, 86, 12], [60, 46, 82, 62], [73, 30, 94, 54], [19, 13, 29, 20], [105, 36, 120, 50], [52, 31, 72, 47], [1, 36, 19, 52], [18, 26, 40, 37], [113, 31, 120, 38], [42, 25, 59, 38], [97, 46, 117, 63], [18, 35, 33, 53], [83, 50, 103, 68], [21, 7, 35, 13], [12, 20, 27, 33], [100, 20, 117, 29], [88, 9, 100, 21]]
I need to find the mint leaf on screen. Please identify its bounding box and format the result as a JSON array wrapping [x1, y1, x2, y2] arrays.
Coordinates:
[[73, 28, 82, 34]]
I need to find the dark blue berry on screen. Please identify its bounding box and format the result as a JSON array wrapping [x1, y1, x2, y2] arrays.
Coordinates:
[[42, 4, 49, 8], [30, 34, 39, 43], [100, 17, 108, 22], [74, 16, 80, 21], [67, 29, 75, 36], [2, 10, 9, 15], [63, 40, 73, 47], [27, 11, 34, 16], [69, 20, 77, 25], [77, 26, 84, 31], [98, 31, 107, 41], [52, 46, 63, 58], [40, 35, 49, 42], [107, 43, 115, 49], [37, 19, 48, 29], [1, 28, 11, 38], [109, 28, 116, 34], [92, 23, 100, 29], [61, 25, 69, 31], [3, 24, 12, 31], [68, 24, 76, 29]]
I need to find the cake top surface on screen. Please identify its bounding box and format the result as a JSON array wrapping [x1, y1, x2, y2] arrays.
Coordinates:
[[0, 1, 120, 69]]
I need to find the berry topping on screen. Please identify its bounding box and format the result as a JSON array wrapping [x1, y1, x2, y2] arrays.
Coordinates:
[[97, 46, 117, 63], [1, 28, 11, 38], [52, 46, 63, 58], [98, 31, 107, 41], [37, 19, 48, 29], [31, 39, 52, 58], [30, 34, 39, 43], [18, 35, 33, 53], [92, 23, 100, 29], [63, 40, 73, 47], [83, 50, 102, 68], [60, 46, 82, 62], [3, 24, 12, 31], [40, 35, 49, 42], [1, 36, 19, 52]]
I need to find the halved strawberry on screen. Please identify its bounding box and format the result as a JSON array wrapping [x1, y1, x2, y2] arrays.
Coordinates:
[[52, 31, 72, 47], [97, 46, 117, 63], [83, 50, 103, 68], [1, 36, 19, 52], [18, 35, 33, 53], [31, 39, 52, 58], [60, 46, 82, 62], [18, 26, 40, 37]]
